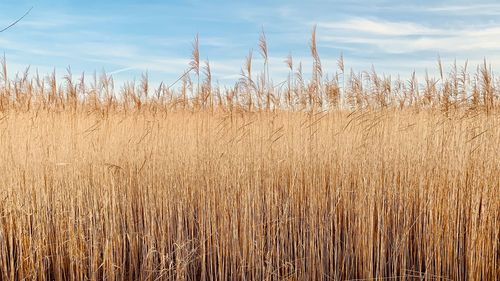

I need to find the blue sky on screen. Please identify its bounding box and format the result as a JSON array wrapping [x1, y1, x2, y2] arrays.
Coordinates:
[[1, 0, 500, 87]]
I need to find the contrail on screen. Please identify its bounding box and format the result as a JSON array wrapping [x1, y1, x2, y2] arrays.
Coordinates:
[[108, 66, 136, 75]]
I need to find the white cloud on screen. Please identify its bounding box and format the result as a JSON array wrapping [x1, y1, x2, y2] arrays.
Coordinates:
[[428, 4, 500, 15], [318, 17, 500, 54], [319, 18, 441, 36]]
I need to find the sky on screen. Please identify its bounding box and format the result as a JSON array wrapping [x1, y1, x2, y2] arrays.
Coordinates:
[[1, 0, 500, 87]]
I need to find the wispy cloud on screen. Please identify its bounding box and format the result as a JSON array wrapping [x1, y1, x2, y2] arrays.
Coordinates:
[[319, 17, 500, 54], [319, 18, 440, 36], [427, 3, 500, 15]]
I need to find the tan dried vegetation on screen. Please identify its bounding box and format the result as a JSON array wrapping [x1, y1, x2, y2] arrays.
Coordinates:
[[0, 28, 498, 280]]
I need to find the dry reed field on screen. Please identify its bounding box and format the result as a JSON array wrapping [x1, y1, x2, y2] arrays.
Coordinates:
[[0, 29, 499, 280]]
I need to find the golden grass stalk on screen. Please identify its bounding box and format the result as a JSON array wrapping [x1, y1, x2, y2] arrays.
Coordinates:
[[0, 108, 497, 280]]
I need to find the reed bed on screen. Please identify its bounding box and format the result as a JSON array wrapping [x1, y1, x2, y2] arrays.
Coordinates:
[[0, 29, 498, 280]]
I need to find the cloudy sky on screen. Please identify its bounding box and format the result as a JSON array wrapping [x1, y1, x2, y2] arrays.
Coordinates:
[[1, 0, 500, 86]]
